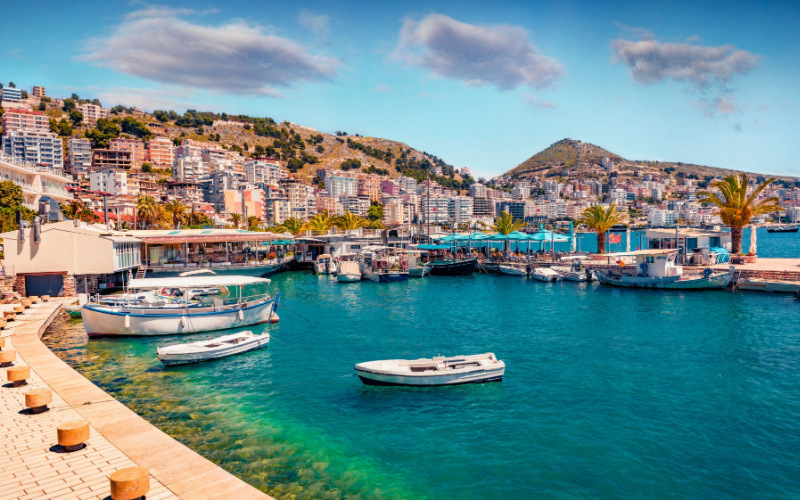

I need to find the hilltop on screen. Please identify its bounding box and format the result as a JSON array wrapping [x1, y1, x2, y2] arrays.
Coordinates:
[[505, 138, 791, 183]]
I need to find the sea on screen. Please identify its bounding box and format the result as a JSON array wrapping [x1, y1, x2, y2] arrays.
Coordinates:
[[43, 228, 800, 499]]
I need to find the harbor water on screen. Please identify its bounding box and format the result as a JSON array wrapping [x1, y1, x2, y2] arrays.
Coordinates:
[[45, 260, 800, 499]]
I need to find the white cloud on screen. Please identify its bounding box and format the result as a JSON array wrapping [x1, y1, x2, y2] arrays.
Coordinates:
[[81, 8, 341, 97], [94, 86, 203, 112], [523, 93, 558, 110], [373, 84, 394, 94], [394, 13, 563, 90], [298, 9, 330, 36]]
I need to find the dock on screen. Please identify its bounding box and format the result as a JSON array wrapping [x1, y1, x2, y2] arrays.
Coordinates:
[[0, 299, 273, 500]]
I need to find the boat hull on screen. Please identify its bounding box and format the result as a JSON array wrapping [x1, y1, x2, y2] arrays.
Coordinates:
[[736, 278, 800, 293], [767, 228, 798, 233], [356, 366, 505, 387], [408, 267, 429, 278], [158, 335, 269, 365], [597, 270, 733, 289], [498, 265, 527, 276], [337, 274, 362, 283], [82, 295, 279, 337], [427, 259, 478, 276]]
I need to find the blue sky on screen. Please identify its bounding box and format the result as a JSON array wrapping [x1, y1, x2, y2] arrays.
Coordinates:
[[3, 0, 799, 179]]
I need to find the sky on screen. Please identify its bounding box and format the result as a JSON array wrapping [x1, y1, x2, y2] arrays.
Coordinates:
[[2, 0, 799, 179]]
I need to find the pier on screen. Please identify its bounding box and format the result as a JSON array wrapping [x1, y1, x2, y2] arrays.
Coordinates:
[[0, 299, 273, 499]]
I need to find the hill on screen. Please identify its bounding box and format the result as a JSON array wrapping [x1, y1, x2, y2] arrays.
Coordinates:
[[505, 138, 791, 183]]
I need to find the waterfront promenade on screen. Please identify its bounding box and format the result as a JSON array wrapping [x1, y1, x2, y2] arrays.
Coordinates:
[[0, 300, 272, 500]]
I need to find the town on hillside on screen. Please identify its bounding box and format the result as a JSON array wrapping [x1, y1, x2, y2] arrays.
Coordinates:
[[1, 82, 799, 231]]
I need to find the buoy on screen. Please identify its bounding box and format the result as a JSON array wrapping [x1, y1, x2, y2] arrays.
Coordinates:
[[124, 315, 130, 328], [269, 312, 279, 324], [180, 316, 187, 328], [238, 310, 244, 321]]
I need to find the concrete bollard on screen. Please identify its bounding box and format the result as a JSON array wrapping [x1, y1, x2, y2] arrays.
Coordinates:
[[4, 311, 16, 321], [20, 299, 31, 309], [25, 388, 52, 413], [109, 467, 150, 500], [41, 295, 50, 302], [0, 337, 4, 349], [0, 319, 6, 330], [12, 305, 24, 314], [57, 420, 90, 452], [7, 366, 30, 386], [0, 349, 15, 367], [28, 296, 41, 304]]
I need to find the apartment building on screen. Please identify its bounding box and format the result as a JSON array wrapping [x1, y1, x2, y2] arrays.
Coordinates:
[[282, 178, 315, 220], [448, 197, 473, 225], [648, 209, 677, 227], [109, 138, 145, 167], [419, 197, 450, 224], [340, 196, 370, 217], [472, 197, 495, 218], [357, 173, 381, 201], [468, 183, 487, 198], [89, 169, 128, 196], [1, 87, 22, 102], [327, 176, 358, 199], [0, 151, 72, 210], [2, 129, 64, 169], [32, 86, 45, 98], [2, 109, 49, 132], [174, 156, 208, 183], [315, 196, 338, 215], [381, 179, 400, 196], [145, 136, 174, 166], [68, 138, 93, 178], [76, 103, 109, 124], [397, 176, 418, 193], [92, 149, 133, 170], [245, 159, 285, 184]]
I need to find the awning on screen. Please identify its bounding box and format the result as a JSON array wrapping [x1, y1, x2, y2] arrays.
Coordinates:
[[417, 244, 451, 250], [137, 233, 284, 244]]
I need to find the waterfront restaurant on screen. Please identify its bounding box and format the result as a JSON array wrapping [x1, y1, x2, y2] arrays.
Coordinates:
[[127, 229, 293, 277]]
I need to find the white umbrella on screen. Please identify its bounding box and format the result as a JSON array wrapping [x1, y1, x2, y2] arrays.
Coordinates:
[[749, 224, 757, 254], [626, 227, 631, 252]]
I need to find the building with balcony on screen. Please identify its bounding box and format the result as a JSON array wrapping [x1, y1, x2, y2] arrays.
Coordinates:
[[0, 151, 72, 209], [245, 159, 285, 184], [357, 173, 381, 201], [89, 169, 128, 196], [68, 138, 92, 178], [2, 109, 49, 132], [109, 138, 145, 167], [92, 149, 133, 170], [174, 156, 208, 183], [328, 176, 358, 199], [419, 197, 450, 224], [1, 87, 22, 102], [166, 182, 204, 203], [145, 136, 174, 167], [340, 196, 370, 217], [32, 86, 45, 98], [2, 129, 64, 169], [76, 103, 109, 124]]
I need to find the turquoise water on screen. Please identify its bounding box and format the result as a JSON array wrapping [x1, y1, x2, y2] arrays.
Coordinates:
[[45, 271, 800, 499]]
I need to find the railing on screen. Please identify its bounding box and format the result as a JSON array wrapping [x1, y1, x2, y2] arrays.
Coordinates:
[[0, 151, 72, 181]]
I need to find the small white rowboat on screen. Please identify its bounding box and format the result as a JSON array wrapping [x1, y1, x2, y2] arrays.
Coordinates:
[[157, 331, 269, 365], [355, 352, 505, 387], [531, 267, 562, 282]]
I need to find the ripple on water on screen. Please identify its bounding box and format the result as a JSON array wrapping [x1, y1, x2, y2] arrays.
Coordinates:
[[44, 273, 800, 499]]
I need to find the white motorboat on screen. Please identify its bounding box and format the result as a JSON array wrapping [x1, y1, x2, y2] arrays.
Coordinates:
[[595, 250, 734, 290], [355, 353, 505, 387], [81, 276, 279, 337], [736, 278, 800, 293], [359, 246, 409, 282], [337, 260, 362, 283], [553, 261, 596, 282], [314, 254, 337, 275], [498, 264, 527, 276], [531, 267, 562, 282], [157, 331, 269, 365]]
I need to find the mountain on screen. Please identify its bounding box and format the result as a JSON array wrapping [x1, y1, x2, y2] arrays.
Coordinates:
[[504, 138, 790, 182]]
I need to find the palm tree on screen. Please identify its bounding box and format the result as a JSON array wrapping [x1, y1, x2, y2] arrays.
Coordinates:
[[333, 211, 369, 231], [304, 210, 333, 234], [164, 199, 188, 229], [247, 215, 261, 231], [577, 204, 627, 254], [492, 211, 526, 235], [697, 173, 781, 254], [276, 217, 307, 237], [227, 212, 243, 229], [136, 196, 159, 229]]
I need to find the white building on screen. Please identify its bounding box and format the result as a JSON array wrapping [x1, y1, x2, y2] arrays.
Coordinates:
[[340, 196, 370, 217], [648, 209, 677, 227], [1, 87, 23, 102], [68, 138, 93, 178], [76, 103, 109, 124], [90, 169, 128, 196], [511, 186, 530, 199], [245, 159, 285, 184], [174, 156, 208, 183], [1, 109, 49, 133], [469, 183, 487, 198], [397, 176, 418, 193], [448, 196, 473, 225], [0, 151, 72, 210], [419, 197, 450, 224], [327, 176, 358, 199], [2, 129, 64, 170]]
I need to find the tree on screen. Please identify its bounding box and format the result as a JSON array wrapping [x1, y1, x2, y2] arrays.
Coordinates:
[[20, 90, 28, 99], [276, 217, 307, 236], [367, 202, 384, 229], [0, 181, 24, 208], [136, 196, 160, 229], [164, 199, 188, 229], [120, 116, 152, 139], [141, 162, 152, 173], [247, 216, 261, 231], [333, 211, 369, 231], [62, 99, 75, 112], [304, 211, 332, 234], [86, 118, 121, 148], [492, 211, 525, 235], [69, 110, 83, 127], [91, 99, 102, 107], [697, 174, 781, 254], [8, 82, 16, 88], [227, 212, 243, 229], [577, 204, 628, 254]]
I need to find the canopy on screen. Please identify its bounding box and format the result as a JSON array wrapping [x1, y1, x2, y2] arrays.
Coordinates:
[[417, 244, 451, 250], [527, 231, 570, 242], [709, 246, 729, 254], [127, 276, 271, 289], [455, 232, 491, 241], [489, 231, 528, 241], [438, 234, 458, 242]]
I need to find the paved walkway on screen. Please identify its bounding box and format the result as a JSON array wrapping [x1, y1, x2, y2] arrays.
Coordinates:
[[0, 300, 272, 500]]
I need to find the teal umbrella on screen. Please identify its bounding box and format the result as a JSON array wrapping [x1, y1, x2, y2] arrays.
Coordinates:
[[527, 230, 569, 242], [437, 234, 458, 242]]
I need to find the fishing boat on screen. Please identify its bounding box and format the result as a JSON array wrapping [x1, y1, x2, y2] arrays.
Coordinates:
[[355, 353, 505, 387], [337, 260, 362, 283], [766, 225, 798, 233], [314, 254, 337, 275], [400, 250, 429, 277], [157, 331, 269, 366], [427, 258, 478, 276], [81, 276, 279, 337], [736, 278, 800, 293], [359, 246, 409, 282], [531, 267, 561, 282], [595, 250, 734, 289], [553, 260, 596, 282], [498, 264, 527, 276]]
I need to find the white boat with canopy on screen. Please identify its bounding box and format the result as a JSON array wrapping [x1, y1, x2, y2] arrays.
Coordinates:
[[355, 353, 505, 386], [157, 331, 269, 365], [595, 250, 734, 289], [81, 276, 279, 337], [531, 267, 562, 282]]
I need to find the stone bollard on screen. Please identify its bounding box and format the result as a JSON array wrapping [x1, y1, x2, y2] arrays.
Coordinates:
[[20, 299, 31, 309], [57, 420, 90, 452], [12, 305, 24, 314], [7, 366, 30, 386], [0, 349, 15, 367], [0, 319, 6, 330], [109, 467, 150, 500], [29, 296, 41, 304], [3, 311, 16, 321], [0, 337, 4, 350], [25, 388, 52, 413], [41, 295, 50, 302]]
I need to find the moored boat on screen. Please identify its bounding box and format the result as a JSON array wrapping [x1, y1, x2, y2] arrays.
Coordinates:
[[736, 278, 800, 293], [553, 260, 596, 282], [81, 276, 279, 337], [531, 267, 561, 282], [427, 258, 478, 276], [314, 254, 337, 275], [359, 246, 409, 282], [766, 225, 798, 233], [337, 260, 362, 282], [595, 250, 734, 290], [498, 264, 527, 276], [355, 352, 505, 386], [157, 331, 269, 365]]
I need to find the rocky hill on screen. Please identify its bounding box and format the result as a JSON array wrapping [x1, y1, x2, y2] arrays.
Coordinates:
[[506, 138, 791, 183]]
